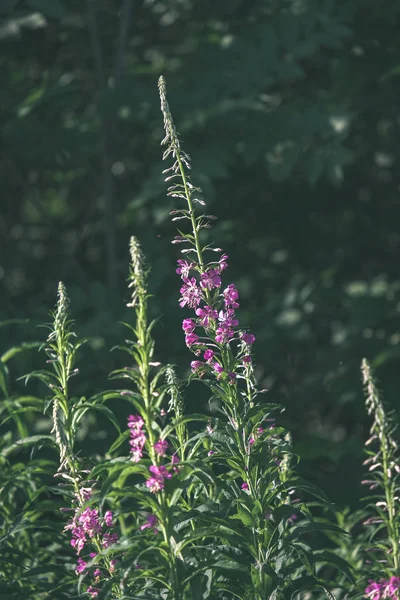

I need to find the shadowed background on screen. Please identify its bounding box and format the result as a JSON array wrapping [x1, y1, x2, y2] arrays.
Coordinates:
[[2, 0, 400, 508]]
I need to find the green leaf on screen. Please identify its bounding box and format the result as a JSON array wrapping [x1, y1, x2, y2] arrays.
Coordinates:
[[1, 434, 56, 457], [0, 359, 9, 397]]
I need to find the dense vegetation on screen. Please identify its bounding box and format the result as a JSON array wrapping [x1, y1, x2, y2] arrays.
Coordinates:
[[1, 1, 400, 597]]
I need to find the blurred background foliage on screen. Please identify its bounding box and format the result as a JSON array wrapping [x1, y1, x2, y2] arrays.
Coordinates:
[[2, 0, 400, 509]]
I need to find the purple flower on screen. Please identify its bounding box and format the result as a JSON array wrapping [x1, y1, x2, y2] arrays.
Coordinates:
[[109, 560, 117, 573], [146, 464, 172, 493], [249, 436, 255, 445], [179, 278, 203, 308], [195, 305, 218, 327], [386, 577, 400, 596], [154, 439, 169, 456], [75, 558, 87, 574], [146, 477, 164, 494], [78, 508, 102, 538], [93, 568, 102, 578], [223, 284, 239, 309], [102, 532, 118, 548], [149, 465, 172, 479], [70, 526, 86, 555], [218, 309, 238, 328], [218, 254, 228, 271], [104, 510, 113, 527], [140, 513, 159, 533], [191, 360, 205, 372], [200, 269, 221, 290], [203, 349, 214, 362], [87, 586, 100, 598], [128, 414, 144, 430], [241, 482, 249, 491], [242, 355, 252, 364], [128, 414, 146, 463], [176, 259, 193, 279], [146, 476, 164, 493], [241, 333, 256, 345], [213, 362, 224, 374], [365, 580, 384, 600], [79, 487, 93, 502], [215, 325, 234, 344], [185, 332, 199, 346], [182, 318, 196, 332]]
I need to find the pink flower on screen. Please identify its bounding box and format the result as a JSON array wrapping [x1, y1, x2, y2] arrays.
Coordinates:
[[203, 349, 214, 362], [87, 586, 100, 598], [185, 332, 199, 346], [154, 439, 169, 456], [149, 465, 172, 479], [249, 436, 255, 445], [223, 284, 239, 309], [102, 532, 118, 548], [128, 414, 144, 430], [218, 254, 228, 271], [182, 318, 196, 332], [104, 510, 113, 527], [109, 559, 117, 573], [195, 305, 218, 327], [179, 278, 203, 308], [241, 482, 249, 491], [213, 362, 224, 374], [241, 333, 255, 345], [128, 415, 146, 463], [75, 558, 87, 574], [215, 325, 234, 344], [191, 360, 205, 372], [78, 487, 93, 502], [146, 476, 164, 493], [218, 309, 238, 328], [93, 568, 102, 578], [176, 259, 193, 279], [242, 355, 252, 364], [200, 269, 221, 290], [365, 580, 384, 600], [140, 513, 159, 533], [78, 508, 102, 538], [387, 576, 400, 595], [70, 532, 85, 555]]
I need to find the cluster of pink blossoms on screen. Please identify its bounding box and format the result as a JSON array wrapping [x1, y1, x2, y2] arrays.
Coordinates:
[[127, 415, 180, 493], [365, 577, 400, 599], [128, 414, 146, 462], [64, 488, 118, 598], [176, 254, 255, 380]]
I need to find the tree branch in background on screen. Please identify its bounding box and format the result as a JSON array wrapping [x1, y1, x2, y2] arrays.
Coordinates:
[[86, 0, 133, 294]]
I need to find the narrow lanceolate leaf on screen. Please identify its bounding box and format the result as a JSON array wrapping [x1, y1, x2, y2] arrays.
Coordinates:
[[1, 435, 56, 457], [0, 359, 9, 397]]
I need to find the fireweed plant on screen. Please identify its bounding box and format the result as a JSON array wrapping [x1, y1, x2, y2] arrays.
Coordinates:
[[8, 78, 400, 599], [357, 359, 400, 599], [155, 76, 352, 599]]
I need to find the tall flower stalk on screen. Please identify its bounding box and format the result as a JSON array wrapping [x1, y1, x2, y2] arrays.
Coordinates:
[[361, 358, 400, 599], [113, 236, 183, 599], [158, 75, 342, 599], [28, 282, 121, 598]]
